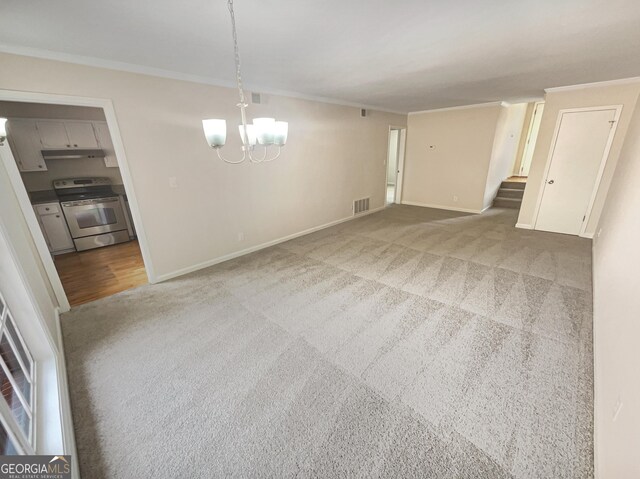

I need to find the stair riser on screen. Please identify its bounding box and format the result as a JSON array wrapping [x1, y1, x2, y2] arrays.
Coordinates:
[[500, 181, 526, 190], [493, 198, 522, 209], [498, 189, 524, 199]]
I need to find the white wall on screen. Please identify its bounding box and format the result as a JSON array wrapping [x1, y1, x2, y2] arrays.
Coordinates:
[[0, 52, 406, 294], [511, 102, 536, 176], [0, 207, 77, 473], [482, 103, 528, 209], [0, 148, 58, 337], [386, 129, 399, 185], [592, 99, 640, 478], [403, 103, 502, 213], [518, 81, 640, 235]]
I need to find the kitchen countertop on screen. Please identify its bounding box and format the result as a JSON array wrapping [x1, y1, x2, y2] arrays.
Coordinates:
[[28, 184, 127, 205], [29, 190, 59, 205], [112, 184, 126, 196]]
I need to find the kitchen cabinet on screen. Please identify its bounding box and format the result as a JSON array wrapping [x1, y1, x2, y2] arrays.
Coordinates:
[[33, 202, 75, 254], [35, 121, 69, 148], [6, 120, 47, 172], [66, 122, 99, 148], [93, 122, 118, 167], [36, 120, 99, 149]]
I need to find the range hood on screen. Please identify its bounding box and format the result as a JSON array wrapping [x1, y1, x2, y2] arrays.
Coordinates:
[[41, 149, 106, 160]]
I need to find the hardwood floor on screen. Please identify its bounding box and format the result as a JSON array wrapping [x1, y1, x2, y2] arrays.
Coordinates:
[[54, 240, 147, 307]]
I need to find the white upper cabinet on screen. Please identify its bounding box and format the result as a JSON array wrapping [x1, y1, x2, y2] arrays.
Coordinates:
[[92, 122, 118, 167], [36, 121, 70, 149], [65, 122, 99, 148], [36, 120, 99, 149], [6, 120, 47, 172], [8, 118, 113, 172]]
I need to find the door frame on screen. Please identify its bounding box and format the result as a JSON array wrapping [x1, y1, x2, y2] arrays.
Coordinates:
[[385, 125, 407, 204], [532, 105, 622, 237], [0, 89, 156, 312], [519, 101, 545, 176]]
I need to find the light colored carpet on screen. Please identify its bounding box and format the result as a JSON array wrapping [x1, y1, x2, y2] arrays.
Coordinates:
[[62, 205, 594, 478]]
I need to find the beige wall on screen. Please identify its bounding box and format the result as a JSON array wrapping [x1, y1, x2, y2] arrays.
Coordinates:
[[592, 98, 640, 478], [483, 103, 528, 209], [0, 52, 405, 291], [517, 82, 640, 235], [403, 104, 502, 212]]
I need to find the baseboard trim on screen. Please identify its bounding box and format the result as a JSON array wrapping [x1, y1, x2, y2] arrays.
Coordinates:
[[400, 200, 484, 214], [580, 232, 595, 239], [156, 206, 386, 282], [515, 222, 534, 230], [54, 308, 80, 479]]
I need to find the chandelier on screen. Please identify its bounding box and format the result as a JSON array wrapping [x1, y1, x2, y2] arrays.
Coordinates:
[[202, 0, 288, 164]]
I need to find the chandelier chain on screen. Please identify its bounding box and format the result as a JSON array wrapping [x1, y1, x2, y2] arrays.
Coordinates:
[[227, 0, 247, 108], [205, 0, 286, 164]]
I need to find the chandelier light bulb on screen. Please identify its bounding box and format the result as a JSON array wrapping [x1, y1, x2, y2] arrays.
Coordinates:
[[253, 118, 276, 145], [202, 119, 227, 148], [273, 121, 288, 146]]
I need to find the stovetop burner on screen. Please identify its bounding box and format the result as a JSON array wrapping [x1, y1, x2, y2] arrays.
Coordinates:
[[53, 177, 117, 202]]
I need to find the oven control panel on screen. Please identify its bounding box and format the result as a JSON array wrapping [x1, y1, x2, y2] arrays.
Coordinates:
[[61, 197, 120, 207], [53, 177, 111, 189]]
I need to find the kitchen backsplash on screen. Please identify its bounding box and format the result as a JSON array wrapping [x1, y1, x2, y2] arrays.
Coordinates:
[[21, 157, 123, 192]]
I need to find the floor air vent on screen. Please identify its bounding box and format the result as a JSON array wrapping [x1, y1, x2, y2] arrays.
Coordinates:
[[353, 197, 370, 215]]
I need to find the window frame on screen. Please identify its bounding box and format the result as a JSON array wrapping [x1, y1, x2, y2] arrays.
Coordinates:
[[0, 291, 36, 455]]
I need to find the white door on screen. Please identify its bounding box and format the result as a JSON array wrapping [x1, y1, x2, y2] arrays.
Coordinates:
[[520, 102, 544, 176], [65, 122, 98, 148], [386, 130, 399, 204], [535, 107, 619, 235], [36, 121, 70, 148]]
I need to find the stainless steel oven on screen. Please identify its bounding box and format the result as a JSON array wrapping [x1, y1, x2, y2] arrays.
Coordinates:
[[54, 177, 131, 251], [61, 197, 128, 238]]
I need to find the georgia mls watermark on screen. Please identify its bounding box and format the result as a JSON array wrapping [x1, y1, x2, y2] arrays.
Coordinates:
[[0, 455, 71, 479]]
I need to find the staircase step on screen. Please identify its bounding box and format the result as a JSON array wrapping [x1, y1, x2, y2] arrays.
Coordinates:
[[500, 180, 526, 190], [498, 188, 525, 199], [493, 197, 522, 209]]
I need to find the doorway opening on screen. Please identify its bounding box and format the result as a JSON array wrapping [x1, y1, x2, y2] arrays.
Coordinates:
[[0, 93, 152, 310], [517, 101, 545, 177], [386, 126, 406, 205]]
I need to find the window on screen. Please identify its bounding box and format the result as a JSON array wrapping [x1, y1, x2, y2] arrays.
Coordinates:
[[0, 292, 35, 454]]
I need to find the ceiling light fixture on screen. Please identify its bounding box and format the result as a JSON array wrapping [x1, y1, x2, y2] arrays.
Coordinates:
[[202, 0, 288, 164], [0, 118, 7, 146]]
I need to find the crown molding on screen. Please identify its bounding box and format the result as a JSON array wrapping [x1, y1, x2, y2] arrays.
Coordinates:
[[408, 101, 504, 116], [0, 43, 408, 116], [504, 96, 545, 104], [544, 77, 640, 93]]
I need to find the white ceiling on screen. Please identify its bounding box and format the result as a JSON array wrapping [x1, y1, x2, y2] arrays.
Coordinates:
[[1, 0, 639, 113]]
